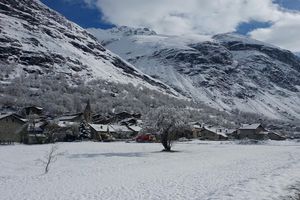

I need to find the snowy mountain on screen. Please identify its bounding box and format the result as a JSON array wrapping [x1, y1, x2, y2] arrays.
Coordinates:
[[0, 0, 177, 96], [89, 27, 300, 120]]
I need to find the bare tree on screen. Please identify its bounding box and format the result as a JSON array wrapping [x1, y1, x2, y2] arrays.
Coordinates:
[[38, 144, 63, 174]]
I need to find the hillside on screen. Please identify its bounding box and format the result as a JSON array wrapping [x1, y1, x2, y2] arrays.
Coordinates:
[[89, 27, 300, 120], [0, 0, 185, 114]]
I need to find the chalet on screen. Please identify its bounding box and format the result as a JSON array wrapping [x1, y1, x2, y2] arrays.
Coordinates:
[[200, 126, 228, 140], [238, 124, 268, 140], [0, 113, 27, 143]]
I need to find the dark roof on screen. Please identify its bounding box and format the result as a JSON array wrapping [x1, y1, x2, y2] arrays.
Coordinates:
[[0, 113, 27, 123]]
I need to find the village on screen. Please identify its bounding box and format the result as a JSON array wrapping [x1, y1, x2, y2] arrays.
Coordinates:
[[0, 101, 290, 145]]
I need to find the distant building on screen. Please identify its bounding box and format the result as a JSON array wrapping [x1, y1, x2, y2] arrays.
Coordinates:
[[200, 126, 228, 140], [115, 112, 133, 121], [89, 124, 115, 141], [0, 113, 27, 142], [21, 106, 43, 116], [188, 122, 203, 138], [56, 113, 83, 123], [109, 125, 136, 139], [238, 124, 268, 140], [89, 123, 140, 141]]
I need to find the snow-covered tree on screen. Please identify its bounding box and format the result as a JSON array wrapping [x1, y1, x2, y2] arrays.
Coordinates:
[[79, 121, 91, 140], [146, 106, 187, 151]]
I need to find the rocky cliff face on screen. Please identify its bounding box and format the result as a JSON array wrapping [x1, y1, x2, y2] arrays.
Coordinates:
[[89, 27, 300, 120], [0, 0, 176, 95]]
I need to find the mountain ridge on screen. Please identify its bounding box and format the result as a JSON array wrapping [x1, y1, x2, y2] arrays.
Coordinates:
[[88, 27, 300, 120], [0, 0, 178, 95]]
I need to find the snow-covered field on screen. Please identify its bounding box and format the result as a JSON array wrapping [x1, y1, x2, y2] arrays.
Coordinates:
[[1, 141, 300, 200]]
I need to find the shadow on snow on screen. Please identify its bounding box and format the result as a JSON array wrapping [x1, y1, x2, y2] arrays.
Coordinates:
[[68, 152, 146, 158]]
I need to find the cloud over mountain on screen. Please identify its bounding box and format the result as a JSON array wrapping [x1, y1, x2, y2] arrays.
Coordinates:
[[84, 0, 300, 52]]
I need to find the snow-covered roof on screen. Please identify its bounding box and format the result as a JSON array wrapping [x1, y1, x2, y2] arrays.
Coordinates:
[[25, 106, 43, 110], [193, 125, 201, 129], [217, 132, 228, 138], [89, 124, 133, 133], [0, 113, 11, 120], [259, 131, 269, 135], [57, 114, 82, 121], [128, 125, 142, 132], [89, 124, 108, 132], [57, 121, 77, 128], [240, 124, 262, 130], [0, 113, 27, 122], [27, 134, 46, 137], [267, 131, 284, 137], [204, 126, 228, 138], [109, 125, 132, 132]]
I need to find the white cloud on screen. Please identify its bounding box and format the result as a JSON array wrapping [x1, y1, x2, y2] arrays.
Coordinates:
[[249, 13, 300, 52], [91, 0, 282, 35], [85, 0, 300, 51]]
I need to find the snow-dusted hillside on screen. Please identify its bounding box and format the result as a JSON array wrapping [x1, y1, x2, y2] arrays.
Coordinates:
[[0, 0, 177, 95], [89, 27, 300, 120]]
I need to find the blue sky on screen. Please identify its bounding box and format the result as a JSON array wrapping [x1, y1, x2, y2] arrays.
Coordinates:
[[41, 0, 114, 29], [41, 0, 299, 34]]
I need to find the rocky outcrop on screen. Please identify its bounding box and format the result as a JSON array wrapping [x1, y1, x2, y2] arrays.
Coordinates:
[[0, 0, 177, 96]]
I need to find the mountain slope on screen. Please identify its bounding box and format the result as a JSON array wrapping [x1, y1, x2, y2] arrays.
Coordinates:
[[0, 0, 177, 96], [89, 27, 300, 120]]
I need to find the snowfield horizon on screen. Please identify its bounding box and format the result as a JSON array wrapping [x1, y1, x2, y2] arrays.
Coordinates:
[[1, 140, 300, 200]]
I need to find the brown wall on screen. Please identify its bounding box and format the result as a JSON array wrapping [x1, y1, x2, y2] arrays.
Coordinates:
[[0, 116, 26, 142], [201, 129, 219, 140], [238, 126, 266, 140]]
